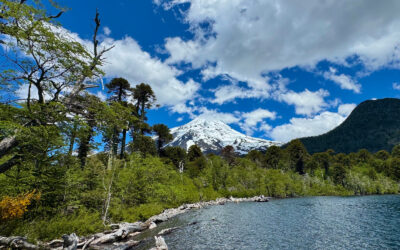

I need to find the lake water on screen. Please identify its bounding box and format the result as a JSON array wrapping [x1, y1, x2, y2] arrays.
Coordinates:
[[138, 195, 400, 249]]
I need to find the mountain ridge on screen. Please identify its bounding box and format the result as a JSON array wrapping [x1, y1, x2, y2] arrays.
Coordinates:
[[299, 98, 400, 154]]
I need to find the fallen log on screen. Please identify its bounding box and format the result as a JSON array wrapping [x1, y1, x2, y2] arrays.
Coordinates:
[[0, 236, 38, 249], [89, 222, 146, 246]]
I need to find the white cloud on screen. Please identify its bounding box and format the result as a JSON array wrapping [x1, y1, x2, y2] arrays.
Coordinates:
[[15, 84, 52, 101], [161, 0, 400, 88], [95, 91, 107, 101], [338, 103, 356, 116], [393, 82, 400, 90], [269, 104, 355, 142], [100, 37, 200, 109], [103, 27, 112, 36], [196, 107, 240, 124], [323, 67, 361, 93], [277, 89, 329, 116], [211, 84, 270, 105], [240, 108, 276, 135]]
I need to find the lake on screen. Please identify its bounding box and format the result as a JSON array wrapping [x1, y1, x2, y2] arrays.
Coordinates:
[[138, 195, 400, 249]]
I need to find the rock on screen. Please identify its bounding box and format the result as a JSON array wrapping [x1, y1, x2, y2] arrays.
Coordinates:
[[150, 236, 168, 250], [149, 222, 157, 229], [254, 195, 269, 202], [158, 227, 179, 236], [62, 233, 78, 250]]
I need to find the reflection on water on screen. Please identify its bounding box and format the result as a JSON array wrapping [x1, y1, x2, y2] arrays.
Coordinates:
[[137, 195, 400, 249]]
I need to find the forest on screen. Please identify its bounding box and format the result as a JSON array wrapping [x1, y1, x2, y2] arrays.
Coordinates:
[[0, 0, 400, 243]]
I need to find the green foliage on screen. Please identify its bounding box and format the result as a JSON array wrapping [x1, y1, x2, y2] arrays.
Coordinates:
[[1, 210, 105, 242], [392, 144, 400, 158], [187, 145, 203, 161], [264, 145, 283, 169], [375, 150, 390, 160], [285, 139, 309, 174], [129, 134, 157, 157], [161, 146, 187, 168], [152, 124, 173, 153]]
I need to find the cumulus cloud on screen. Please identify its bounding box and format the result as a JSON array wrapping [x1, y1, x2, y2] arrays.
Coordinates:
[[269, 103, 356, 142], [211, 85, 270, 105], [323, 67, 361, 93], [100, 37, 200, 108], [338, 103, 356, 116], [160, 0, 400, 89], [277, 89, 330, 116], [240, 108, 276, 135], [95, 91, 107, 101], [196, 107, 240, 124]]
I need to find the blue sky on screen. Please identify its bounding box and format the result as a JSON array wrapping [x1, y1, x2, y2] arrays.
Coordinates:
[[11, 0, 400, 142]]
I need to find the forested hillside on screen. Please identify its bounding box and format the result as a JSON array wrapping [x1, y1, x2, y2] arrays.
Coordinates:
[[300, 98, 400, 154]]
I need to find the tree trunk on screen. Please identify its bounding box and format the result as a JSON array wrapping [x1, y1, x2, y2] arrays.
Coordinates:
[[78, 121, 94, 168], [0, 135, 18, 158], [120, 128, 127, 159], [0, 155, 21, 174], [68, 122, 78, 156], [36, 84, 45, 104]]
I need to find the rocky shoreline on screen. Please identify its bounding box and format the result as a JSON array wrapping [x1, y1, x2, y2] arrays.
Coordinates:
[[0, 195, 269, 249]]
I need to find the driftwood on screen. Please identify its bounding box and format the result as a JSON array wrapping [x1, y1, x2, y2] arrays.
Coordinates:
[[0, 236, 38, 249], [89, 222, 146, 246], [157, 227, 179, 236], [111, 240, 140, 250]]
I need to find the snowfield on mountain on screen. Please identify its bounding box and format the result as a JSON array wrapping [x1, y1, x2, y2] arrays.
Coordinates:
[[165, 118, 282, 154]]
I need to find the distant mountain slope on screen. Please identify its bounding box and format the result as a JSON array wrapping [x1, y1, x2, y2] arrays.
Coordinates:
[[167, 118, 282, 154], [299, 98, 400, 154]]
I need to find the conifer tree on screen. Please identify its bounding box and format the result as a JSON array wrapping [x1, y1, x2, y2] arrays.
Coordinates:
[[106, 77, 132, 158], [187, 145, 203, 162], [132, 83, 156, 134], [152, 124, 173, 154], [286, 139, 309, 175]]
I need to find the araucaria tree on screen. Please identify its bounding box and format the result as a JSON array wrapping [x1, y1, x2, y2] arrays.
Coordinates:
[[132, 83, 156, 134], [152, 124, 173, 154], [106, 77, 132, 158]]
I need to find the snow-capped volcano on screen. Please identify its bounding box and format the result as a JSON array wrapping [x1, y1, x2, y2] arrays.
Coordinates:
[[166, 118, 282, 154]]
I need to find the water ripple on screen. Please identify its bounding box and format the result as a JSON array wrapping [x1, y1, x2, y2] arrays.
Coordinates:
[[162, 195, 400, 250]]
